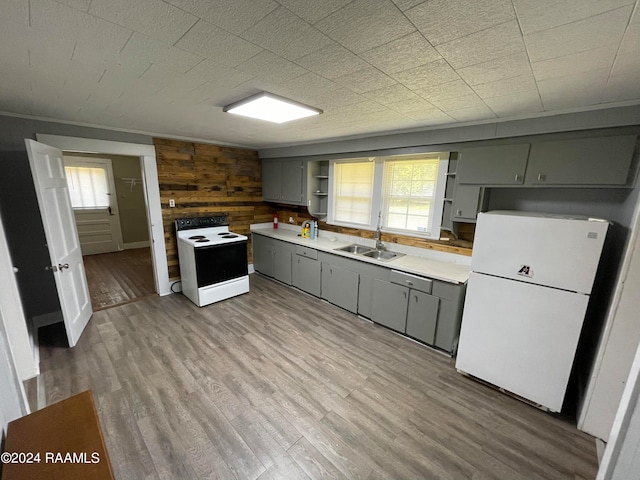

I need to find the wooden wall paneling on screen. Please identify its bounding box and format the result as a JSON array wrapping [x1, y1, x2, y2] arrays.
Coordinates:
[[153, 138, 274, 280], [273, 204, 473, 256]]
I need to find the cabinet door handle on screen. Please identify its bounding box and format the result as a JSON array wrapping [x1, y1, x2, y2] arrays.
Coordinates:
[[403, 291, 407, 299], [456, 209, 462, 216], [537, 173, 546, 181], [414, 295, 418, 302], [406, 280, 413, 285], [514, 174, 521, 182]]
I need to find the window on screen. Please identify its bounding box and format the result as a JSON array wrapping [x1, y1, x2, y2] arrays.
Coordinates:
[[64, 165, 110, 208], [328, 152, 448, 238], [332, 161, 375, 226]]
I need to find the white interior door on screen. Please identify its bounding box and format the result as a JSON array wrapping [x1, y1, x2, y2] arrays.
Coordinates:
[[25, 139, 92, 347], [63, 155, 123, 255]]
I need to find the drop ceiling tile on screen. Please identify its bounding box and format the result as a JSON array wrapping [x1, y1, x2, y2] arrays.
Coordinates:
[[298, 87, 364, 109], [603, 73, 640, 102], [334, 66, 397, 94], [55, 0, 91, 11], [611, 52, 640, 77], [513, 0, 634, 34], [445, 105, 497, 122], [276, 0, 352, 24], [236, 50, 307, 84], [295, 43, 370, 80], [392, 59, 459, 90], [175, 20, 263, 68], [0, 0, 29, 43], [436, 20, 526, 69], [457, 52, 532, 85], [169, 0, 278, 35], [525, 6, 633, 63], [532, 45, 617, 81], [391, 0, 426, 11], [406, 0, 515, 46], [364, 84, 422, 105], [360, 32, 441, 75], [30, 0, 132, 64], [315, 0, 416, 54], [473, 74, 537, 99], [241, 7, 333, 60], [414, 79, 476, 103], [431, 93, 488, 111], [95, 63, 154, 97], [186, 60, 255, 88], [482, 90, 543, 116], [538, 68, 609, 110], [611, 20, 640, 76], [119, 33, 203, 74], [89, 0, 198, 45], [386, 97, 438, 114]]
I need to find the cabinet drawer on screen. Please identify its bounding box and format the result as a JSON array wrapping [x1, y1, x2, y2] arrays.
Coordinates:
[[295, 246, 318, 260], [390, 270, 432, 294]]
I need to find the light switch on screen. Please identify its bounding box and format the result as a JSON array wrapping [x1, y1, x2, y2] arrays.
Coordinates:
[[169, 199, 175, 208]]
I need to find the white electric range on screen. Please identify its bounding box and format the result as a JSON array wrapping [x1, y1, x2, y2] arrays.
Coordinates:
[[175, 216, 249, 307]]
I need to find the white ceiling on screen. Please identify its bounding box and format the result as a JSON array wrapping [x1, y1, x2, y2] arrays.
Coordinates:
[[1, 0, 639, 148]]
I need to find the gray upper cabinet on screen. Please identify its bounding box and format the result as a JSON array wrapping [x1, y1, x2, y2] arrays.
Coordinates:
[[321, 262, 359, 314], [457, 144, 530, 185], [524, 135, 637, 186], [451, 184, 484, 222], [262, 160, 305, 204]]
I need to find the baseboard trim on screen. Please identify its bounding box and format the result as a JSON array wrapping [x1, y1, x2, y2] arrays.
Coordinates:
[[124, 241, 151, 249]]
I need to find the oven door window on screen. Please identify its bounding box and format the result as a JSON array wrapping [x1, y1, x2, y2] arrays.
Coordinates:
[[194, 241, 248, 288]]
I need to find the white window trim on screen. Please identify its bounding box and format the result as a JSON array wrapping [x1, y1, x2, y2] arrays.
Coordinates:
[[327, 153, 449, 239]]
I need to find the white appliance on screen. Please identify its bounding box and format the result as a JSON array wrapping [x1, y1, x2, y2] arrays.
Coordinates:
[[176, 216, 249, 307], [455, 211, 609, 412]]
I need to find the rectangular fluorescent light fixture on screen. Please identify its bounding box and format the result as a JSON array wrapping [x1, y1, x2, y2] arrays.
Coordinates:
[[223, 92, 322, 124]]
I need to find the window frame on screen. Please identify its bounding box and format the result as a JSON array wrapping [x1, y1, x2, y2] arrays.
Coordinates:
[[327, 152, 449, 239]]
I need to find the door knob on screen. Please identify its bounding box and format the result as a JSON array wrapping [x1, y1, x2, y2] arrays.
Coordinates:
[[58, 263, 70, 270]]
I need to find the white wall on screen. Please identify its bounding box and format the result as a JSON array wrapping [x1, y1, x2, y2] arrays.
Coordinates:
[[581, 196, 640, 439], [0, 213, 37, 379], [0, 218, 29, 438]]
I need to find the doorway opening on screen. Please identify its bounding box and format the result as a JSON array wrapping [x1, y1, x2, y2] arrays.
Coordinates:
[[63, 152, 155, 310]]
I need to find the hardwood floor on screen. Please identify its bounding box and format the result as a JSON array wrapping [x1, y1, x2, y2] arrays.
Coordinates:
[[83, 248, 155, 311], [38, 274, 599, 479]]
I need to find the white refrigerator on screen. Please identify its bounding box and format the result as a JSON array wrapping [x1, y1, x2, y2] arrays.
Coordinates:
[[455, 211, 609, 412]]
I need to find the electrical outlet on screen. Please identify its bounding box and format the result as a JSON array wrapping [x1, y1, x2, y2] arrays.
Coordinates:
[[169, 199, 175, 208]]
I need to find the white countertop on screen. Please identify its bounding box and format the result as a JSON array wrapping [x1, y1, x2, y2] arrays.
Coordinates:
[[250, 223, 471, 284]]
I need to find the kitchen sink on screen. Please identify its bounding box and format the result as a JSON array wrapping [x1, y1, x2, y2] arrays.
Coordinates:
[[335, 244, 405, 262], [361, 250, 405, 261], [335, 244, 371, 254]]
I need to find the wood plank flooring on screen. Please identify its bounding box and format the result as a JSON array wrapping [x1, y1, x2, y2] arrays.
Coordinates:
[[83, 248, 155, 311], [38, 274, 599, 480]]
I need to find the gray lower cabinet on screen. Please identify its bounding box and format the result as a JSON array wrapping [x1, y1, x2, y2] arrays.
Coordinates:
[[321, 262, 359, 313], [252, 234, 292, 285], [432, 281, 466, 353], [256, 235, 466, 354], [371, 280, 408, 333], [253, 234, 273, 277], [292, 254, 321, 296]]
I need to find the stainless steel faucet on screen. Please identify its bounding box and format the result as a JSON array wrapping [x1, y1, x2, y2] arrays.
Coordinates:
[[375, 211, 385, 250]]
